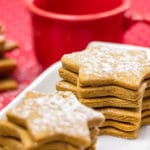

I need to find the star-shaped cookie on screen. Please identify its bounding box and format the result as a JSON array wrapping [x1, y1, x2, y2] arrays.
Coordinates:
[[61, 46, 150, 90], [6, 91, 104, 149]]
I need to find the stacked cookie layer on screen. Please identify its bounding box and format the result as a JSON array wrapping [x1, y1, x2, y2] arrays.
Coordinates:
[[142, 80, 150, 125], [0, 91, 104, 150], [56, 45, 150, 139], [0, 23, 18, 91]]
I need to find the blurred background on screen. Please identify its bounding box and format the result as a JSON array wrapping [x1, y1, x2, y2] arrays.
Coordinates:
[[0, 0, 150, 109]]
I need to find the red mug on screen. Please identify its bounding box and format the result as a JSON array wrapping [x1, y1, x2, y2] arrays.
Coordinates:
[[24, 0, 130, 69]]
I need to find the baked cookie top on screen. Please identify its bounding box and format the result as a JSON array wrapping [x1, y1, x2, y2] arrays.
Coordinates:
[[7, 91, 104, 148], [61, 46, 150, 90]]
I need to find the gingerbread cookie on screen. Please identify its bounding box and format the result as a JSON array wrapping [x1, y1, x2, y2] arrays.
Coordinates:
[[144, 88, 150, 98], [77, 82, 146, 100], [56, 80, 77, 96], [142, 117, 150, 126], [142, 97, 150, 110], [99, 127, 138, 139], [96, 107, 141, 128], [0, 78, 18, 91], [56, 80, 142, 108], [1, 91, 105, 150], [58, 67, 147, 101], [0, 120, 36, 149], [61, 46, 150, 90], [101, 120, 137, 132], [57, 44, 150, 139], [59, 67, 78, 85]]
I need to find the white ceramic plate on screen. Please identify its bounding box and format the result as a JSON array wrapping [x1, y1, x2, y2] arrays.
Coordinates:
[[0, 42, 150, 150]]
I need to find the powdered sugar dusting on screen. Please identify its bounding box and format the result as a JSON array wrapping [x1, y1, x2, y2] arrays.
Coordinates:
[[8, 91, 104, 146], [63, 46, 150, 88]]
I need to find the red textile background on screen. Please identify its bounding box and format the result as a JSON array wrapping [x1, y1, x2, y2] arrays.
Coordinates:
[[0, 0, 150, 110]]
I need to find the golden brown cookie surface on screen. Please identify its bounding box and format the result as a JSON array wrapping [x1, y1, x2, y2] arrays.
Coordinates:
[[6, 91, 104, 149], [56, 80, 143, 109], [99, 127, 139, 139], [59, 67, 78, 85], [0, 58, 16, 76], [56, 80, 77, 96], [141, 116, 150, 126], [142, 97, 150, 110], [78, 81, 146, 100], [0, 40, 18, 54], [96, 107, 141, 125], [62, 46, 150, 90], [0, 120, 36, 149], [0, 78, 18, 91], [144, 88, 150, 98], [101, 119, 138, 131]]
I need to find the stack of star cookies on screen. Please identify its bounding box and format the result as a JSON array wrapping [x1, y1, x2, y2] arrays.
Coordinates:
[[0, 23, 18, 91], [56, 45, 150, 139], [0, 91, 104, 150]]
